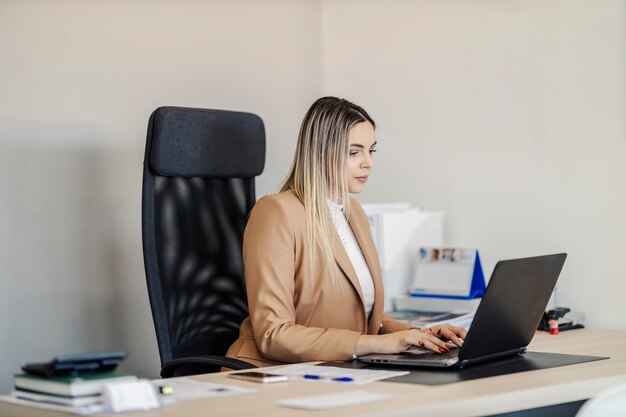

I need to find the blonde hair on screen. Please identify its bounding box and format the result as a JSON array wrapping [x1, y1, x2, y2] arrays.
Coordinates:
[[281, 97, 375, 285]]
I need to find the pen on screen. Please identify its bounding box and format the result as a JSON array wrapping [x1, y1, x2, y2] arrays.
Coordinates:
[[303, 374, 354, 382]]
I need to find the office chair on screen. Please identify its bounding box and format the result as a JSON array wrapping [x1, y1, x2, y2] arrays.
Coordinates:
[[142, 106, 264, 377]]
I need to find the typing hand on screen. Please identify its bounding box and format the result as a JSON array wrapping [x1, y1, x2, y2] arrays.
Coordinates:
[[356, 329, 456, 356], [427, 324, 467, 348]]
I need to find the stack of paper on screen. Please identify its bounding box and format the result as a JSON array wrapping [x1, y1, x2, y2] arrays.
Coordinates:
[[386, 310, 475, 330], [362, 203, 444, 310], [0, 395, 104, 415], [3, 372, 137, 414]]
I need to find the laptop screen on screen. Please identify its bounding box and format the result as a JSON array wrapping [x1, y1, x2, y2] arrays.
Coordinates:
[[459, 254, 567, 362]]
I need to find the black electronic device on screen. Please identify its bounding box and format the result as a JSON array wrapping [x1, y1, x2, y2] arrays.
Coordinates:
[[228, 371, 288, 383], [22, 351, 127, 377], [359, 253, 567, 368], [538, 307, 585, 332]]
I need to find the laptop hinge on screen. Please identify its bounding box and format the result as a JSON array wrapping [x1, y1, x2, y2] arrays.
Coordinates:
[[458, 347, 527, 369]]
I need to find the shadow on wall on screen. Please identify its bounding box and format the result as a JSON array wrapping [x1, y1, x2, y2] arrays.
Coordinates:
[[0, 120, 160, 393]]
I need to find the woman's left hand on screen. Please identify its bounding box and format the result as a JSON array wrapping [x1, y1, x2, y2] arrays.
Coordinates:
[[427, 324, 467, 348]]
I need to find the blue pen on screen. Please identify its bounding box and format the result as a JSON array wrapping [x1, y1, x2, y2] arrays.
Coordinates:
[[331, 377, 354, 382], [303, 374, 354, 382]]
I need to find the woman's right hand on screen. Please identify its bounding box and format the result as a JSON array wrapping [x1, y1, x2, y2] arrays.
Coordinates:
[[355, 329, 455, 357]]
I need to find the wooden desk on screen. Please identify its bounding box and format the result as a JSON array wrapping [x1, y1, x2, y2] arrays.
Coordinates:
[[2, 329, 626, 417]]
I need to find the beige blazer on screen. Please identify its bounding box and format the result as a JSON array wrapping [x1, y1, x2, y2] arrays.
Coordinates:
[[225, 190, 412, 368]]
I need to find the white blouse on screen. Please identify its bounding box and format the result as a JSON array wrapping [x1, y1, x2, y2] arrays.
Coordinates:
[[328, 200, 375, 317]]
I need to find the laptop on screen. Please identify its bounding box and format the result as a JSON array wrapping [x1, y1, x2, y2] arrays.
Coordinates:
[[359, 253, 567, 369]]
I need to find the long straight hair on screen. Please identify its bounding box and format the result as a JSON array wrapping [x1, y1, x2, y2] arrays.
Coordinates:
[[281, 97, 375, 285]]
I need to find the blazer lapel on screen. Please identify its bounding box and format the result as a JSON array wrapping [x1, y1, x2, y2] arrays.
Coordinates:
[[348, 211, 385, 335]]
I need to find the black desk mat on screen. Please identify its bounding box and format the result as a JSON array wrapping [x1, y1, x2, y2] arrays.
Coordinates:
[[321, 352, 608, 386]]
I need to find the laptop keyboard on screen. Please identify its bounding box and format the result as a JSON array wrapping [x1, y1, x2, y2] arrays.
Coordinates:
[[410, 348, 460, 362], [406, 348, 461, 362]]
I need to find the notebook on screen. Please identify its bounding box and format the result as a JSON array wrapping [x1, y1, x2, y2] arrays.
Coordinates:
[[358, 253, 567, 369]]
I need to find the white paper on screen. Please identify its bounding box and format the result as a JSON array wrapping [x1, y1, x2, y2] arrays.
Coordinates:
[[394, 311, 475, 330], [276, 390, 392, 410], [103, 380, 161, 412], [10, 390, 101, 407], [269, 364, 408, 385], [152, 377, 256, 402], [362, 205, 444, 310], [424, 311, 474, 330], [0, 395, 104, 416], [362, 206, 444, 270]]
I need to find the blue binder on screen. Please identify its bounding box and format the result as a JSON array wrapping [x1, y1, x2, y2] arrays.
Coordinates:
[[410, 250, 486, 300]]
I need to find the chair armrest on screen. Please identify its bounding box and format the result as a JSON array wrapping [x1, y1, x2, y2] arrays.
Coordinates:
[[161, 356, 257, 378]]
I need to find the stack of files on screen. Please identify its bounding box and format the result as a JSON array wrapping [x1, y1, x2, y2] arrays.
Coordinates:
[[386, 309, 475, 330], [8, 372, 137, 413]]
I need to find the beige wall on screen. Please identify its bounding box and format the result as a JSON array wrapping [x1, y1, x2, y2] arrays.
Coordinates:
[[1, 0, 624, 394], [0, 0, 322, 392], [323, 0, 626, 329]]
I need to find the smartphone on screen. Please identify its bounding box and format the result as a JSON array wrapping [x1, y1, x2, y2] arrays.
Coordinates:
[[228, 371, 288, 383]]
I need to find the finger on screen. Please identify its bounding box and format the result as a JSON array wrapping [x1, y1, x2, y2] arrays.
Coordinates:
[[456, 327, 468, 340], [441, 328, 464, 347], [430, 326, 444, 339], [406, 332, 448, 353], [433, 325, 467, 341], [407, 334, 441, 353], [446, 325, 468, 341], [403, 330, 428, 350], [431, 326, 453, 341], [423, 333, 452, 353], [421, 335, 450, 353]]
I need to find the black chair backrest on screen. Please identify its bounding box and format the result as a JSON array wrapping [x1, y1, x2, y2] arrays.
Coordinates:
[[142, 107, 265, 372]]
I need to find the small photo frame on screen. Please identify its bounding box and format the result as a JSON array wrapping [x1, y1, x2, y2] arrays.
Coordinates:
[[411, 247, 486, 299]]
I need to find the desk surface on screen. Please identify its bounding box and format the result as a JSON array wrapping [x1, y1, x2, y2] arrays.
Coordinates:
[[2, 329, 626, 417]]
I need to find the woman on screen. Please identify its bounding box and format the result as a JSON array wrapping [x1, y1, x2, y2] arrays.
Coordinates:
[[225, 97, 466, 368]]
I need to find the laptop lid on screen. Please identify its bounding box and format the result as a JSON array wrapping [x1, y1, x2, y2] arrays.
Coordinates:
[[457, 253, 567, 366], [358, 253, 567, 368]]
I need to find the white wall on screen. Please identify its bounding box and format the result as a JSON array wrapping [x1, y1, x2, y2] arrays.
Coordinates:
[[323, 1, 626, 329], [1, 0, 624, 395], [0, 0, 322, 392]]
